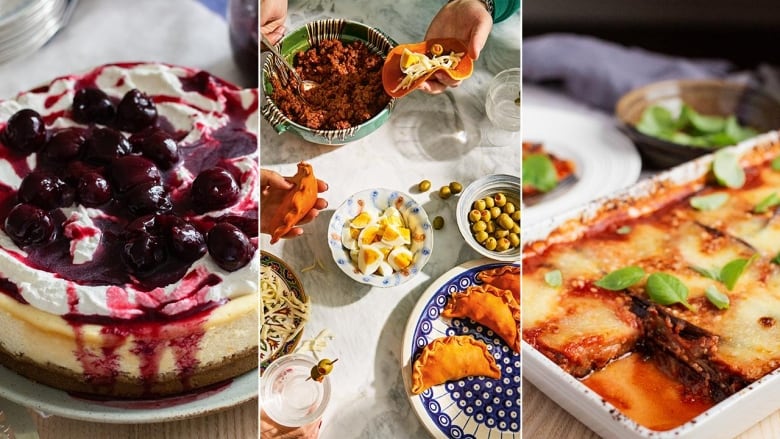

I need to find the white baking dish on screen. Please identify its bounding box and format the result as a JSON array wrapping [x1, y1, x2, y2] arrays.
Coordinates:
[[522, 131, 780, 439]]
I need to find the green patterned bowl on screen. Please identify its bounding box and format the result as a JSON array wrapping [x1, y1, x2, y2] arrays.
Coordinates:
[[261, 19, 397, 145]]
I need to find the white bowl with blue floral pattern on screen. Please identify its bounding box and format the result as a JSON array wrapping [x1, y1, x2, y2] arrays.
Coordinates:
[[327, 188, 433, 287]]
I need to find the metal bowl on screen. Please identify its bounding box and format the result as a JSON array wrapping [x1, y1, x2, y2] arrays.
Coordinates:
[[456, 174, 521, 262], [260, 18, 396, 146]]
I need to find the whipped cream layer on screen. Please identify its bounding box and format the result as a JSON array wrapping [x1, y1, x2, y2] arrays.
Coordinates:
[[0, 63, 259, 320]]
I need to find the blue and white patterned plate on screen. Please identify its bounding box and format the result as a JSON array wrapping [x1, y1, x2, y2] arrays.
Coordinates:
[[403, 259, 521, 439], [327, 188, 433, 288]]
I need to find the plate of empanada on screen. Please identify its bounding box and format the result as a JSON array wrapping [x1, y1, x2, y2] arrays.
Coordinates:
[[402, 259, 521, 439]]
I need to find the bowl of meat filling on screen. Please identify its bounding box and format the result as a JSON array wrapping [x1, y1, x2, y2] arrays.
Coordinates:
[[261, 19, 397, 145]]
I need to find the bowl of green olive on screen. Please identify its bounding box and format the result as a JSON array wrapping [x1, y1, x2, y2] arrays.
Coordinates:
[[456, 174, 521, 262]]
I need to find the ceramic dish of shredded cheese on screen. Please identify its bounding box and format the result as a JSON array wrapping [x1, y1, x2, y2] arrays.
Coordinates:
[[260, 251, 310, 373]]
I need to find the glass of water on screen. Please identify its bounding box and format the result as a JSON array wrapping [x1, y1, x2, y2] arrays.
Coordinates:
[[261, 353, 332, 429], [484, 67, 521, 146]]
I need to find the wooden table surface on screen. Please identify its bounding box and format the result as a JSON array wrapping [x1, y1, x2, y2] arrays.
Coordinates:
[[524, 379, 780, 439], [30, 399, 257, 439]]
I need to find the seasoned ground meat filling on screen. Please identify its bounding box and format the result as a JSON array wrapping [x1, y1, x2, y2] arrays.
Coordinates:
[[270, 39, 391, 130]]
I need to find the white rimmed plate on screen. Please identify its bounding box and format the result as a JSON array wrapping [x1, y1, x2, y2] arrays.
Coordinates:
[[402, 259, 521, 439], [0, 365, 256, 423], [522, 103, 641, 226], [327, 188, 433, 288]]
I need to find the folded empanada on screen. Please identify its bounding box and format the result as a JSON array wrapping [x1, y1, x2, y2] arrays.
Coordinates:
[[477, 265, 520, 302], [411, 335, 500, 395], [442, 284, 520, 352]]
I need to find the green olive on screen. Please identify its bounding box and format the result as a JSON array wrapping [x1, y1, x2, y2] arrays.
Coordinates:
[[449, 181, 463, 194], [439, 185, 452, 199], [418, 179, 432, 192], [468, 209, 481, 223], [496, 237, 510, 252], [433, 216, 445, 230], [490, 206, 502, 219], [484, 196, 495, 208], [498, 213, 514, 230], [486, 220, 496, 234], [474, 230, 489, 243], [471, 220, 487, 233], [473, 199, 486, 211], [494, 192, 507, 207], [503, 202, 516, 214], [484, 237, 497, 251], [479, 209, 492, 222], [494, 229, 509, 239], [508, 233, 520, 248], [511, 210, 521, 222], [511, 223, 521, 234]]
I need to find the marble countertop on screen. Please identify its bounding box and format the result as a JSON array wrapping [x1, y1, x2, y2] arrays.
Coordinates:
[[260, 1, 520, 438]]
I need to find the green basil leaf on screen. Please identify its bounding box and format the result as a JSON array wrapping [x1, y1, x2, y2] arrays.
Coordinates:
[[594, 266, 646, 291], [522, 153, 558, 193], [686, 105, 726, 134], [772, 156, 780, 172], [719, 256, 755, 291], [713, 149, 746, 189], [705, 285, 730, 310], [544, 269, 563, 288], [637, 105, 676, 137], [646, 272, 694, 311], [772, 251, 780, 265], [724, 115, 757, 142], [690, 265, 720, 280], [616, 225, 632, 235], [753, 192, 780, 214], [690, 193, 729, 211]]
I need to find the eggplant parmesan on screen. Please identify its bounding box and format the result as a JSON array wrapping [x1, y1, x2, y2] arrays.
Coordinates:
[[523, 133, 780, 430]]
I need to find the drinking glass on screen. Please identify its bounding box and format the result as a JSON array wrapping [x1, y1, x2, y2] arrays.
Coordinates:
[[483, 67, 521, 147], [261, 353, 332, 429]]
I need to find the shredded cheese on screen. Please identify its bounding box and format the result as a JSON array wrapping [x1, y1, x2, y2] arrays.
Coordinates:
[[260, 266, 310, 361], [392, 48, 464, 93], [295, 329, 336, 360]]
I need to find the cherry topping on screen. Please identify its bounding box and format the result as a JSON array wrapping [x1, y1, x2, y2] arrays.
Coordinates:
[[2, 109, 47, 154], [72, 88, 115, 125], [131, 128, 179, 170], [190, 167, 240, 213], [207, 222, 253, 271], [3, 203, 55, 246], [170, 221, 207, 262], [43, 127, 87, 162], [121, 232, 166, 273], [17, 171, 75, 210], [83, 127, 131, 164], [110, 155, 162, 193], [115, 89, 157, 132], [125, 182, 172, 216], [77, 172, 112, 207]]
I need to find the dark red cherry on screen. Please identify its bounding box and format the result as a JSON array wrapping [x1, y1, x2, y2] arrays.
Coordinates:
[[191, 168, 240, 213], [2, 109, 47, 154], [115, 89, 157, 132], [110, 155, 162, 193], [170, 221, 207, 262], [125, 182, 172, 216], [83, 127, 131, 164], [77, 172, 112, 207], [121, 232, 165, 272], [3, 203, 55, 246], [43, 127, 87, 162], [124, 214, 161, 237], [207, 222, 253, 271], [17, 171, 75, 210], [72, 88, 115, 125], [130, 128, 179, 170], [62, 160, 101, 185]]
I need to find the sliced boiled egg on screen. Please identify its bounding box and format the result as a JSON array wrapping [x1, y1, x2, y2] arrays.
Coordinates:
[[341, 224, 360, 250], [358, 224, 383, 246], [350, 210, 377, 229], [358, 244, 385, 275], [388, 246, 415, 272], [377, 261, 394, 277], [379, 207, 404, 228], [381, 224, 411, 247]]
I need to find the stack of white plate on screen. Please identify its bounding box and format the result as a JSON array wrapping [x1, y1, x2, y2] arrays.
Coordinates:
[[0, 0, 78, 64]]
